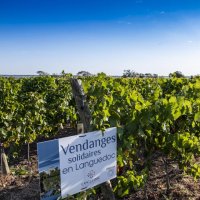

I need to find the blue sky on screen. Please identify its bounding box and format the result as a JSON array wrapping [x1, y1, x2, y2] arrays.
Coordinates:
[[0, 0, 200, 76]]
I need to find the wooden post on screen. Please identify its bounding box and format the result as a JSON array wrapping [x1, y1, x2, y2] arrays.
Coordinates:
[[71, 79, 91, 132], [71, 78, 115, 200], [0, 143, 10, 175], [77, 123, 84, 134]]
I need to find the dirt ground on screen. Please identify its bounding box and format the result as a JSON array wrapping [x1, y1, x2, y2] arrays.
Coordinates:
[[0, 129, 200, 200]]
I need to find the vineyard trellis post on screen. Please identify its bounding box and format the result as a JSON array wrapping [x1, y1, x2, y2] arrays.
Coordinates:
[[70, 78, 115, 200], [0, 142, 10, 175]]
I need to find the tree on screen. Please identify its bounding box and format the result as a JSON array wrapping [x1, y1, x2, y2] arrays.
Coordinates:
[[36, 71, 49, 76], [153, 74, 158, 78], [123, 69, 137, 77], [77, 71, 92, 77], [145, 73, 152, 78], [169, 71, 185, 78], [139, 73, 145, 78]]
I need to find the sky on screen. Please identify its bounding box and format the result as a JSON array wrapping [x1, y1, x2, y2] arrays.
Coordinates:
[[0, 0, 200, 76]]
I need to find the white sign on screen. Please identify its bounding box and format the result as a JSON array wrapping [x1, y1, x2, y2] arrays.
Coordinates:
[[59, 127, 117, 198]]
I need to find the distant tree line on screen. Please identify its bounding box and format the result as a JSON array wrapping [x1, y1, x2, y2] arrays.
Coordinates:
[[35, 70, 200, 78], [122, 70, 192, 78]]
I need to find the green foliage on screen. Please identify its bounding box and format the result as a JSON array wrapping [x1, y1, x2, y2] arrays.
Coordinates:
[[83, 76, 200, 197], [0, 76, 77, 148], [114, 169, 147, 197]]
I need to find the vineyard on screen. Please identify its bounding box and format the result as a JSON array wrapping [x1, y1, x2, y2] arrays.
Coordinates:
[[0, 74, 200, 199]]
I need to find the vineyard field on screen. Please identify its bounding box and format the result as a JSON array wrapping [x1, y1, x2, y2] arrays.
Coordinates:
[[0, 74, 200, 199]]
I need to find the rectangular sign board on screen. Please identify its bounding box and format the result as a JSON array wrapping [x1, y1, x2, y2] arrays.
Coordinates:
[[37, 127, 117, 199]]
